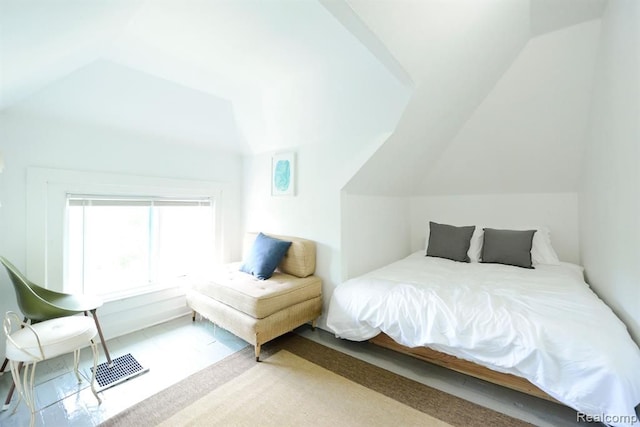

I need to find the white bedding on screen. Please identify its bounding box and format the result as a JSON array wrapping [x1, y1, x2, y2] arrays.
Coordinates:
[[327, 252, 640, 426]]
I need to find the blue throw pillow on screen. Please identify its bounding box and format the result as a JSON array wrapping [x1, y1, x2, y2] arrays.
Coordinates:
[[239, 233, 292, 280]]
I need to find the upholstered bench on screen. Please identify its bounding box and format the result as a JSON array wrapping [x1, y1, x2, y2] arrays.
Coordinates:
[[186, 233, 322, 361]]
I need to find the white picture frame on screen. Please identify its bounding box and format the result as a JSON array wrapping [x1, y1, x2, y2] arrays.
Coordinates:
[[271, 152, 295, 196]]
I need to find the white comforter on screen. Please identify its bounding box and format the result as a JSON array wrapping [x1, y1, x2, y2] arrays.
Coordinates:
[[327, 252, 640, 426]]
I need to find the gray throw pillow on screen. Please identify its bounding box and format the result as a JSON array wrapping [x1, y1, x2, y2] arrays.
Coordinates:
[[481, 228, 536, 269], [426, 222, 475, 263]]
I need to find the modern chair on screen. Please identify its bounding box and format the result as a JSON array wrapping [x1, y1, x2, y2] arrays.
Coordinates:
[[0, 256, 112, 409], [3, 311, 102, 427]]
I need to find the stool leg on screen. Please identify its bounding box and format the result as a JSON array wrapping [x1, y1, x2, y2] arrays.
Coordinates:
[[25, 363, 37, 427], [2, 380, 15, 411], [1, 357, 14, 412], [10, 360, 36, 427], [2, 317, 28, 410], [3, 360, 22, 411], [73, 349, 82, 383], [88, 341, 102, 404], [87, 310, 112, 367]]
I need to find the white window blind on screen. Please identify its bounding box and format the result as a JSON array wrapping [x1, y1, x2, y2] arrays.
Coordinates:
[[67, 195, 213, 207]]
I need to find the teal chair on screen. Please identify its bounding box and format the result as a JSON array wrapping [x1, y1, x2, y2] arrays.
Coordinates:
[[0, 256, 112, 409]]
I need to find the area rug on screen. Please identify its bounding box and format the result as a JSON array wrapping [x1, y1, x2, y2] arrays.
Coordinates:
[[159, 350, 450, 426], [101, 334, 531, 427]]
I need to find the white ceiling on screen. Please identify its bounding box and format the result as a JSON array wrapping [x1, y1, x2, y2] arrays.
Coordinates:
[[530, 0, 606, 35], [0, 0, 609, 194], [0, 0, 141, 109], [1, 0, 408, 154], [12, 60, 245, 151]]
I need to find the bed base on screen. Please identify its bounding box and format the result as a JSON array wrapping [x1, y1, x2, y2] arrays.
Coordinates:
[[369, 333, 558, 403]]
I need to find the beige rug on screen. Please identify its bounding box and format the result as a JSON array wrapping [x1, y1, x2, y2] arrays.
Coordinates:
[[159, 350, 451, 427], [102, 334, 531, 427]]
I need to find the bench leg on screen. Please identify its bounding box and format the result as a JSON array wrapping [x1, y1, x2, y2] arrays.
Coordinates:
[[311, 319, 317, 331], [192, 311, 197, 322], [255, 344, 261, 362]]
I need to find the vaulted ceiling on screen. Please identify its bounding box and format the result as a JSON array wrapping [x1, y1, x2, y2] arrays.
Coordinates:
[[0, 0, 608, 195]]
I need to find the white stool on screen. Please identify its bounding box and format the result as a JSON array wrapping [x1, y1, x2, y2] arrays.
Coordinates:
[[3, 312, 102, 427]]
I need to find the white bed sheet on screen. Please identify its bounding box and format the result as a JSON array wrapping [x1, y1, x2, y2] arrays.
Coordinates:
[[327, 252, 640, 426]]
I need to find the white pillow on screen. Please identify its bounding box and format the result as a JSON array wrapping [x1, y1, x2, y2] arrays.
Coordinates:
[[467, 228, 484, 263], [472, 225, 560, 265], [529, 226, 561, 265]]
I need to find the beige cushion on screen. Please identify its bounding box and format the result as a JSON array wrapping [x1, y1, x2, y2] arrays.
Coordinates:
[[243, 232, 316, 278], [191, 262, 322, 319]]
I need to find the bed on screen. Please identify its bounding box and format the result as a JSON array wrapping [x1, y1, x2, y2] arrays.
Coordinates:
[[327, 223, 640, 426]]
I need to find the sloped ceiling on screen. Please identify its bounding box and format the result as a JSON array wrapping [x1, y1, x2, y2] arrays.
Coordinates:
[[0, 0, 408, 154], [531, 0, 606, 35], [0, 0, 142, 109], [342, 0, 607, 196], [342, 0, 532, 195], [1, 0, 608, 194], [12, 60, 245, 151]]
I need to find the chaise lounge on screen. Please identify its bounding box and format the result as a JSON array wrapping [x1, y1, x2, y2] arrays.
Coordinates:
[[186, 232, 322, 361]]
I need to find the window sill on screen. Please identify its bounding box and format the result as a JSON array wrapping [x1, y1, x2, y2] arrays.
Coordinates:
[[100, 277, 192, 303]]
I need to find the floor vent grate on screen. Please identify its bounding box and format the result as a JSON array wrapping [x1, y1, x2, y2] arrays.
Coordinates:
[[91, 353, 148, 390]]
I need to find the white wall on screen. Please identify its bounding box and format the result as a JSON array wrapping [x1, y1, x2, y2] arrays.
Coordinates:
[[410, 193, 580, 264], [243, 140, 409, 329], [418, 20, 601, 196], [243, 146, 342, 329], [0, 110, 244, 359], [341, 194, 411, 280], [243, 118, 406, 330], [241, 1, 411, 329], [344, 0, 530, 196], [579, 0, 640, 344]]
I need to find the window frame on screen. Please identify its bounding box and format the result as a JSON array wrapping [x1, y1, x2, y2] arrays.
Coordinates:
[[65, 194, 216, 300], [26, 167, 225, 296]]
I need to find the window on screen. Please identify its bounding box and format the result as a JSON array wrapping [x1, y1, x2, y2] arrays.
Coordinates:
[[66, 195, 215, 299]]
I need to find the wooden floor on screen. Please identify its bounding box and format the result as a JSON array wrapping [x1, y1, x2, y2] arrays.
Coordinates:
[[298, 326, 589, 427], [0, 316, 596, 426], [0, 316, 247, 426], [369, 332, 558, 402]]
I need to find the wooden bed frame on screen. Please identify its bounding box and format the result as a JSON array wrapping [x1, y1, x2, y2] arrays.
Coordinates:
[[369, 333, 558, 403]]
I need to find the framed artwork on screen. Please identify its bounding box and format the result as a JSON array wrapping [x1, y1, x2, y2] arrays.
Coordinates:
[[271, 152, 295, 196]]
